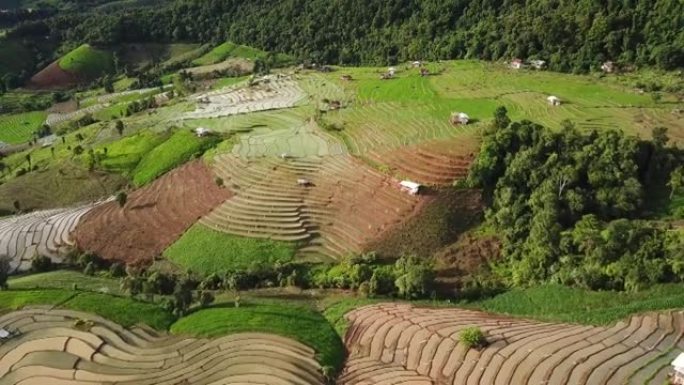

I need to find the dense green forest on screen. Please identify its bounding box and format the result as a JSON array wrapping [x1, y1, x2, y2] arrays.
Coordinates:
[[4, 0, 684, 73], [468, 109, 684, 292]]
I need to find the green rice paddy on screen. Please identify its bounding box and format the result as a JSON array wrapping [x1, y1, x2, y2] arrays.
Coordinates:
[[0, 111, 47, 144], [58, 44, 114, 77]]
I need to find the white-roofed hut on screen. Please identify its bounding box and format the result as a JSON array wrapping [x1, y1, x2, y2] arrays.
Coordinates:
[[672, 353, 684, 385], [547, 96, 561, 106], [450, 112, 470, 125], [399, 180, 422, 195]]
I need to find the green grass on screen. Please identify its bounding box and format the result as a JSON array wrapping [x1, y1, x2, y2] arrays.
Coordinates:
[[0, 111, 47, 144], [164, 224, 296, 274], [9, 270, 123, 295], [212, 76, 249, 90], [469, 284, 684, 325], [321, 297, 379, 336], [171, 301, 345, 370], [192, 42, 267, 66], [0, 289, 173, 329], [132, 129, 220, 186], [96, 131, 167, 175], [58, 44, 114, 78]]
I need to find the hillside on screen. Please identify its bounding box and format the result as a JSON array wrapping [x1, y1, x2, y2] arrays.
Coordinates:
[[29, 44, 114, 88]]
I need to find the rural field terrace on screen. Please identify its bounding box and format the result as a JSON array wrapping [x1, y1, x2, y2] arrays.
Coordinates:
[[340, 303, 684, 385], [201, 153, 422, 262], [0, 308, 324, 385], [182, 76, 306, 120], [72, 160, 231, 265], [0, 204, 97, 273]]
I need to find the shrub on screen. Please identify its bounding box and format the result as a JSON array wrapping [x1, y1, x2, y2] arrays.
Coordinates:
[[459, 326, 486, 349], [109, 262, 126, 277], [31, 255, 53, 273]]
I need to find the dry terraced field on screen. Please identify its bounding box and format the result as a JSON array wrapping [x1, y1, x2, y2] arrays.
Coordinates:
[[73, 160, 231, 265], [201, 153, 421, 262], [0, 204, 97, 273], [0, 308, 324, 385], [341, 303, 684, 385]]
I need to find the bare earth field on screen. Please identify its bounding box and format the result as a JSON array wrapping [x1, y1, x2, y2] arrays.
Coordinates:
[[73, 160, 231, 265]]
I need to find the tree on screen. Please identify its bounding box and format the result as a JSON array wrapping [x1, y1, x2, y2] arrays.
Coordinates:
[[83, 261, 96, 276], [25, 153, 31, 168], [668, 166, 684, 199], [459, 326, 486, 349], [0, 256, 10, 290], [115, 120, 124, 136], [13, 200, 20, 213], [198, 290, 215, 307], [493, 106, 510, 131], [116, 191, 127, 208], [73, 145, 84, 155], [393, 255, 435, 299], [31, 254, 53, 273], [172, 278, 194, 316]]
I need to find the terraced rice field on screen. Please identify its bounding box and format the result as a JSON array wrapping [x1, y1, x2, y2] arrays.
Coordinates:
[[0, 204, 97, 273], [182, 75, 306, 120], [341, 303, 684, 385], [0, 308, 324, 385], [0, 111, 47, 144], [72, 160, 231, 264], [201, 153, 421, 261]]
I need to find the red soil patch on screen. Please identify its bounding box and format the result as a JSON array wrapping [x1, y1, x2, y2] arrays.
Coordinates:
[[434, 232, 501, 292], [47, 99, 78, 114], [27, 60, 80, 90], [368, 138, 479, 186], [72, 161, 231, 265]]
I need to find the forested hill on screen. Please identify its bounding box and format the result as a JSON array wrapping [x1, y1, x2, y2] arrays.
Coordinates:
[[8, 0, 684, 72]]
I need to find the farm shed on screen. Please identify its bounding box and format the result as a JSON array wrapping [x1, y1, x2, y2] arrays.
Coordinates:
[[601, 61, 616, 73], [412, 61, 422, 67], [510, 58, 523, 69], [195, 127, 211, 137], [340, 74, 353, 81], [530, 59, 546, 69], [297, 178, 311, 186], [673, 353, 684, 385], [400, 180, 422, 195], [547, 96, 561, 106], [450, 112, 470, 125], [420, 67, 430, 77]]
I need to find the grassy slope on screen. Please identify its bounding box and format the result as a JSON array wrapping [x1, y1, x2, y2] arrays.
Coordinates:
[[470, 284, 684, 325], [132, 129, 220, 186], [96, 131, 167, 175], [58, 44, 114, 77], [171, 301, 345, 370], [192, 42, 267, 66], [0, 289, 173, 329], [0, 111, 47, 144], [9, 270, 123, 295], [164, 224, 296, 274]]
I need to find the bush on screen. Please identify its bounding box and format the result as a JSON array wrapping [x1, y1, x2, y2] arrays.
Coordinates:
[[459, 326, 486, 349], [30, 255, 53, 273]]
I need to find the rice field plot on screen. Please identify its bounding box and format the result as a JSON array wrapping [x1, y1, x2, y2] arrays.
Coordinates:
[[181, 75, 307, 120], [9, 270, 123, 295], [341, 303, 684, 385], [231, 119, 347, 158], [73, 160, 231, 265], [163, 223, 296, 274], [200, 152, 422, 262], [0, 111, 47, 144], [0, 307, 324, 384], [0, 203, 97, 273], [94, 130, 167, 176]]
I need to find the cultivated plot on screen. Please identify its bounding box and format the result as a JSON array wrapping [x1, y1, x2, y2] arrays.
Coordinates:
[[0, 203, 96, 273], [0, 308, 324, 385], [341, 303, 684, 385]]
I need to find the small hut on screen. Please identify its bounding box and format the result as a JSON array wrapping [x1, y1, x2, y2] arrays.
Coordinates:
[[329, 100, 342, 110], [388, 67, 396, 76], [601, 61, 616, 73], [510, 58, 524, 69], [297, 178, 311, 187], [412, 61, 422, 68], [340, 74, 353, 81], [195, 127, 211, 137], [420, 67, 430, 77], [450, 112, 470, 125], [530, 60, 546, 70], [671, 353, 684, 385], [547, 96, 561, 106], [400, 180, 422, 195]]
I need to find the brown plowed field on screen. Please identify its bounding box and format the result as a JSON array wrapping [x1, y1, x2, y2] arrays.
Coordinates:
[[201, 154, 422, 261], [73, 161, 231, 264], [367, 138, 478, 186], [27, 61, 80, 89], [341, 303, 684, 385]]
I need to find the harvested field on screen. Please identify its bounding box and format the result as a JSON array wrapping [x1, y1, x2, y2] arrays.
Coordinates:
[[341, 303, 684, 385], [27, 61, 80, 89], [0, 308, 324, 385], [73, 160, 231, 265], [185, 57, 254, 77], [182, 75, 305, 120], [200, 153, 421, 261], [0, 204, 96, 273]]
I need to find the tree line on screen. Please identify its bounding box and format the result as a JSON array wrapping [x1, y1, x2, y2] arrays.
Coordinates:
[[468, 107, 684, 292], [5, 0, 684, 73]]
